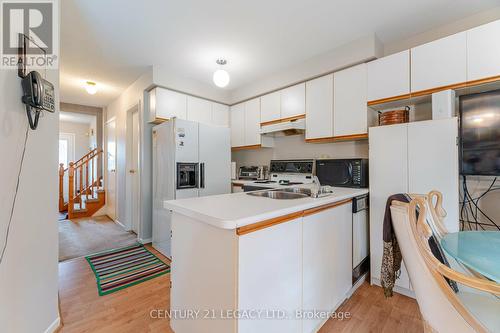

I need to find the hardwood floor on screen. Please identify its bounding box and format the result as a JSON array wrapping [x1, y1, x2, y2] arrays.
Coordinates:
[[59, 246, 423, 332], [59, 215, 137, 262]]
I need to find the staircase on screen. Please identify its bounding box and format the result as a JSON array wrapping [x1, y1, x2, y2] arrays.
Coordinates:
[[59, 148, 105, 219]]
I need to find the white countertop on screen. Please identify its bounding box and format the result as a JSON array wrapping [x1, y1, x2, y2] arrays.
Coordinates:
[[164, 186, 368, 230]]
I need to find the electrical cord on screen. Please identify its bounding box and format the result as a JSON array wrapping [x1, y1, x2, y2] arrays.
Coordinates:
[[460, 175, 500, 231], [0, 125, 29, 265]]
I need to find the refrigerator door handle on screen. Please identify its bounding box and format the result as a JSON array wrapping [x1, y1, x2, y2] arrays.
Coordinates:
[[200, 162, 205, 188]]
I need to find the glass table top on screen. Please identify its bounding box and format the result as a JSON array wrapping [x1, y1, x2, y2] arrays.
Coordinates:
[[441, 231, 500, 283]]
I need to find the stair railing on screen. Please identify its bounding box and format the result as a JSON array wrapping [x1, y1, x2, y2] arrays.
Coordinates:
[[59, 148, 103, 218]]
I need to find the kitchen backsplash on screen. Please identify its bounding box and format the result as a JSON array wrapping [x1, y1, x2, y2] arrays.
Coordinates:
[[232, 134, 368, 168]]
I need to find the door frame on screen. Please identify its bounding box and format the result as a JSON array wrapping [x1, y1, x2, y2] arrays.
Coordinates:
[[126, 105, 141, 234], [105, 116, 117, 221]]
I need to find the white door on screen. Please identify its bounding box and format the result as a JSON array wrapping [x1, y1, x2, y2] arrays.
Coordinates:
[[198, 123, 231, 196], [211, 102, 229, 127], [281, 83, 305, 118], [230, 103, 245, 147], [305, 74, 333, 139], [187, 96, 212, 125], [238, 218, 302, 333], [411, 32, 467, 93], [131, 111, 140, 233], [260, 91, 281, 123], [59, 133, 75, 203], [408, 118, 459, 232], [367, 50, 411, 102], [106, 118, 117, 220], [369, 123, 411, 290], [244, 98, 261, 146], [467, 19, 500, 82], [333, 63, 367, 136]]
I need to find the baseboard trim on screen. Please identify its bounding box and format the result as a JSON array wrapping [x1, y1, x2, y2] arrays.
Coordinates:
[[115, 219, 132, 232], [139, 237, 152, 244], [44, 317, 61, 333]]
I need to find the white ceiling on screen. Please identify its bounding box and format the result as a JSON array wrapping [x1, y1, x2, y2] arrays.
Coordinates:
[[59, 111, 96, 125], [60, 0, 500, 107]]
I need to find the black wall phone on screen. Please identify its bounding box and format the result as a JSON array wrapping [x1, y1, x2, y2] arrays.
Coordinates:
[[18, 33, 55, 130], [21, 71, 55, 130]]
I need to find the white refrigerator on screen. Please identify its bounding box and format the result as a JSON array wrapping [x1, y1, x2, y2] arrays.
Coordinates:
[[152, 118, 231, 258]]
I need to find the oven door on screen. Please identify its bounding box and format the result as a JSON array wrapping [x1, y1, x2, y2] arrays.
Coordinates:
[[316, 160, 353, 187]]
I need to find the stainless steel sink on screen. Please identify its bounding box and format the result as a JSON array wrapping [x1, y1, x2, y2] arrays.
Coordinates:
[[247, 190, 308, 199], [279, 187, 312, 196]]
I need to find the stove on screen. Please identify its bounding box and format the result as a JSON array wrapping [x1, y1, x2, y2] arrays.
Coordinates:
[[242, 159, 314, 192]]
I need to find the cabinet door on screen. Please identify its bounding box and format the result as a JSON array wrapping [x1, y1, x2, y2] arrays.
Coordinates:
[[212, 102, 229, 127], [244, 98, 261, 146], [368, 124, 411, 290], [408, 118, 459, 232], [333, 63, 367, 136], [281, 83, 305, 118], [239, 218, 302, 333], [467, 19, 500, 82], [230, 103, 245, 147], [261, 91, 281, 123], [187, 96, 212, 124], [151, 87, 187, 121], [303, 201, 352, 333], [305, 74, 333, 140], [367, 50, 410, 102], [411, 32, 467, 93]]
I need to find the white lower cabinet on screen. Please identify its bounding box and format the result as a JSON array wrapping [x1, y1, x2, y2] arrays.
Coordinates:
[[369, 118, 459, 296], [302, 202, 352, 332], [238, 217, 303, 333]]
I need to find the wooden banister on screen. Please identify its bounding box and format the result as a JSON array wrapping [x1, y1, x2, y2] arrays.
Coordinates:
[[59, 163, 65, 212], [60, 148, 104, 218]]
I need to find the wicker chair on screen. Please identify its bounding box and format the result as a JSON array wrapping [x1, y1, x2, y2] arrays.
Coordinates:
[[390, 195, 500, 332]]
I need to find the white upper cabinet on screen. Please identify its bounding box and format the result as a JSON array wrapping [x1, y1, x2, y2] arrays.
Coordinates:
[[230, 103, 245, 148], [149, 87, 187, 122], [211, 102, 229, 127], [467, 20, 500, 82], [367, 50, 410, 102], [333, 63, 367, 136], [305, 74, 333, 140], [260, 91, 281, 123], [281, 83, 305, 118], [411, 32, 467, 93], [187, 96, 212, 124], [244, 98, 261, 146]]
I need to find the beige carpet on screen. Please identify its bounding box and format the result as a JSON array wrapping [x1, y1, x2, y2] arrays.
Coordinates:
[[59, 215, 138, 262]]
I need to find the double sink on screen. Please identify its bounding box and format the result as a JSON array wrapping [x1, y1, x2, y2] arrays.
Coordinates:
[[247, 187, 333, 200]]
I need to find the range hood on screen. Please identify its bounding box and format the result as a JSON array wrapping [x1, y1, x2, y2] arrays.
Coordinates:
[[260, 118, 306, 136]]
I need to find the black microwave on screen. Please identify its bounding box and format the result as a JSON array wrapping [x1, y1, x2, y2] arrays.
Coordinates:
[[316, 159, 368, 188]]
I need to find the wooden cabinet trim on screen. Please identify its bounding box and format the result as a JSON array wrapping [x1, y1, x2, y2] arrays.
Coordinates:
[[367, 75, 500, 107], [237, 198, 353, 235], [231, 144, 262, 151], [260, 114, 305, 127], [236, 211, 303, 236], [305, 133, 368, 143], [302, 198, 352, 217], [367, 93, 412, 106]]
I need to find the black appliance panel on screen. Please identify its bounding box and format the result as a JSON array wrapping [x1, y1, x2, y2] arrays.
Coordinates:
[[316, 159, 368, 188], [177, 163, 199, 189]]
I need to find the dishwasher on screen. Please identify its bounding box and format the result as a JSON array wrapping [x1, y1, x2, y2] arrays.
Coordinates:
[[352, 195, 369, 285]]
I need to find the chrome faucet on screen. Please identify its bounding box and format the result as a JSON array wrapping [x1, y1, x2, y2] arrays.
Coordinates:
[[311, 176, 321, 197]]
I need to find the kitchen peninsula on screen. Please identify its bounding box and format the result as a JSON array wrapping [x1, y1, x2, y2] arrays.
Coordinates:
[[164, 186, 368, 333]]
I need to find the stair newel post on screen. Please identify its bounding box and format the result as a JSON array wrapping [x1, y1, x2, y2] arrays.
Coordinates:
[[59, 163, 65, 212], [98, 149, 102, 186], [91, 154, 95, 198], [68, 162, 75, 218], [85, 159, 89, 200]]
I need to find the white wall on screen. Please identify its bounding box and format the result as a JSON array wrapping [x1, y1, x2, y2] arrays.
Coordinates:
[[0, 69, 60, 331], [232, 135, 368, 168], [59, 121, 92, 160]]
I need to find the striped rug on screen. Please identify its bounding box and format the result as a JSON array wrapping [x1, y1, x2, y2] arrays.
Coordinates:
[[86, 243, 170, 296]]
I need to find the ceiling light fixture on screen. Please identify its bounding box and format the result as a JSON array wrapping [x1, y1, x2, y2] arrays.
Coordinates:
[[213, 59, 230, 88], [85, 81, 98, 95]]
